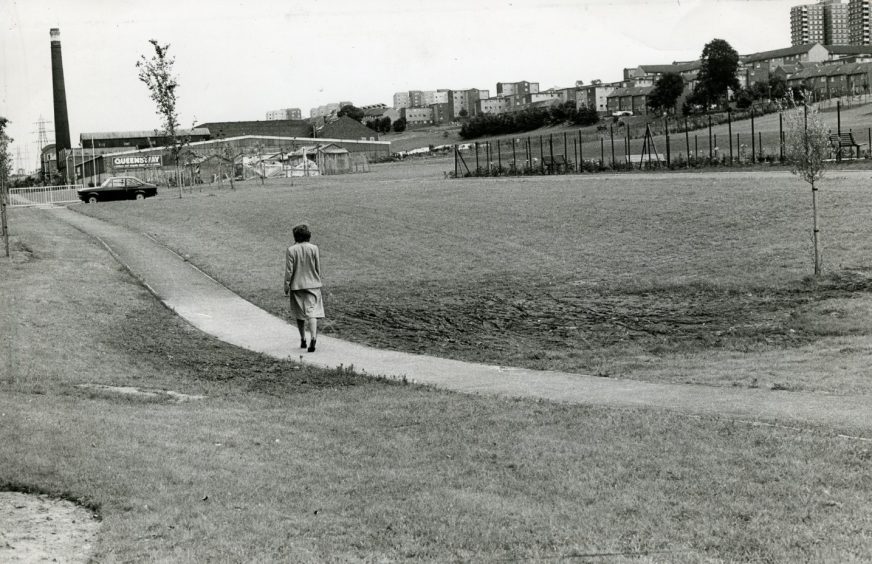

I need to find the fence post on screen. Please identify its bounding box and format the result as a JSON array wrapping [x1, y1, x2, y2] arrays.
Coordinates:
[[837, 100, 841, 135], [728, 109, 733, 166], [694, 135, 698, 160], [539, 136, 545, 173], [512, 138, 517, 172], [708, 115, 713, 160], [758, 132, 762, 161], [579, 129, 584, 169], [737, 133, 741, 163], [600, 136, 605, 168], [549, 134, 555, 174], [664, 117, 670, 167], [475, 142, 480, 174], [574, 138, 579, 172], [609, 125, 615, 168], [685, 116, 690, 168], [626, 124, 631, 162], [497, 140, 502, 172], [779, 112, 784, 162], [751, 111, 756, 163], [454, 145, 458, 178]]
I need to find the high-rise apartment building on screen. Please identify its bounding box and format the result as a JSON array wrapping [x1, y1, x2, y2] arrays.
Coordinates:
[[848, 0, 871, 44], [791, 1, 827, 45], [791, 1, 851, 45], [828, 0, 851, 44], [265, 108, 302, 120]]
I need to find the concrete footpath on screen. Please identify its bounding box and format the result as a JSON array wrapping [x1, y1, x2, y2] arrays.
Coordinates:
[[52, 207, 872, 437]]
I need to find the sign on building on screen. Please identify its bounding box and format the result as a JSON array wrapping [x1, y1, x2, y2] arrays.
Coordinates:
[[113, 155, 163, 169]]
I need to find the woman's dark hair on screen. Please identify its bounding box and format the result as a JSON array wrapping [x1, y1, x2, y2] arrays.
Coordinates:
[[292, 224, 311, 243]]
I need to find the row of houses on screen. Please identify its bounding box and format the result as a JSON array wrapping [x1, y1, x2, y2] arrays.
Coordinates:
[[613, 42, 872, 114], [377, 42, 872, 125]]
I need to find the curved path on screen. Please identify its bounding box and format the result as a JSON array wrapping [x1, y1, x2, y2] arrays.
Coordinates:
[[52, 207, 872, 437]]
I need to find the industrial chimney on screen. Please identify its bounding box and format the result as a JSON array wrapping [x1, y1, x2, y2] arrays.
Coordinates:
[[50, 28, 71, 164]]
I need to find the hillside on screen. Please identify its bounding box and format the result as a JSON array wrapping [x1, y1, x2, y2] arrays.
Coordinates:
[[379, 124, 463, 152]]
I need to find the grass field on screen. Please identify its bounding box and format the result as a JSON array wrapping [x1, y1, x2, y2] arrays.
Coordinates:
[[3, 208, 872, 561], [75, 166, 872, 393]]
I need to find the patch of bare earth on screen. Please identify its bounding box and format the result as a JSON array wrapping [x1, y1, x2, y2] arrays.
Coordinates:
[[0, 492, 100, 563], [329, 269, 872, 374]]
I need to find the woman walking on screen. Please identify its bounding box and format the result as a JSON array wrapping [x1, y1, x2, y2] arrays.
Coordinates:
[[284, 224, 324, 352]]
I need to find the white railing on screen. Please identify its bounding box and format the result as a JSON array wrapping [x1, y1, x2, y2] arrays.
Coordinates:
[[8, 185, 81, 207]]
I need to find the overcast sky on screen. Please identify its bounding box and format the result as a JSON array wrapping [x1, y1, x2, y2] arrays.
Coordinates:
[[3, 0, 798, 172]]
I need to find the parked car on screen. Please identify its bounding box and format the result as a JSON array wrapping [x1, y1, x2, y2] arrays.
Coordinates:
[[611, 110, 633, 117], [78, 176, 158, 203]]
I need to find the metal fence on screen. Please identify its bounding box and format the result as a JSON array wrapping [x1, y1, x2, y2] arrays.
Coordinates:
[[9, 185, 81, 207], [453, 98, 872, 178]]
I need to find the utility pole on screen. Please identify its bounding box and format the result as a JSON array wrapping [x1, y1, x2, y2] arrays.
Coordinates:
[[33, 117, 53, 184]]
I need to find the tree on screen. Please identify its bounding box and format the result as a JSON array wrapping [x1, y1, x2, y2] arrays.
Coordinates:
[[137, 39, 188, 197], [784, 105, 830, 276], [458, 108, 468, 118], [573, 106, 600, 126], [549, 101, 577, 125], [379, 116, 392, 133], [392, 117, 407, 133], [648, 72, 685, 115], [734, 87, 754, 109], [337, 104, 364, 122], [0, 116, 11, 257], [696, 38, 740, 109], [217, 142, 242, 190], [769, 75, 788, 100], [747, 81, 769, 101], [249, 141, 266, 185]]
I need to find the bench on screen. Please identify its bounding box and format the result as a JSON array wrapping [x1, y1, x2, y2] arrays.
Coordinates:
[[542, 155, 568, 174], [829, 132, 864, 160]]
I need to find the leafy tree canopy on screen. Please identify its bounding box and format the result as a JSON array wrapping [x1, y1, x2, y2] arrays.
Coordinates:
[[697, 38, 740, 107], [337, 105, 365, 122], [136, 40, 181, 149], [768, 75, 788, 99], [648, 72, 685, 115], [0, 117, 11, 186]]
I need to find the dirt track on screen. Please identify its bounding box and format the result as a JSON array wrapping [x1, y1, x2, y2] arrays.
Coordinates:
[[0, 492, 99, 563]]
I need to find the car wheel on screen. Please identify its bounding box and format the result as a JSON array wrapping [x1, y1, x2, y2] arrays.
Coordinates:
[[135, 192, 146, 201], [87, 195, 98, 204]]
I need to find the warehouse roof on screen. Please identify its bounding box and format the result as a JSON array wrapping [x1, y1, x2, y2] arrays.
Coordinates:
[[80, 128, 210, 140]]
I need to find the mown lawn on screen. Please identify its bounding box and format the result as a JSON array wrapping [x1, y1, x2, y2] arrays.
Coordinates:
[[75, 167, 872, 393], [2, 208, 872, 562]]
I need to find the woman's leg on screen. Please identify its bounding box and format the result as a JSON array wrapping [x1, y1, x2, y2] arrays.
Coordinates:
[[307, 317, 318, 351], [296, 319, 307, 346]]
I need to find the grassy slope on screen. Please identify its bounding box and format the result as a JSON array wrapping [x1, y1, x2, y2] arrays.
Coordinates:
[[2, 208, 872, 562], [380, 124, 462, 152], [75, 169, 872, 393]]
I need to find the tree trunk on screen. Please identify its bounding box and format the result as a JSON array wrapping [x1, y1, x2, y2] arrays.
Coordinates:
[[1, 181, 9, 258], [812, 180, 821, 276], [176, 160, 182, 199]]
